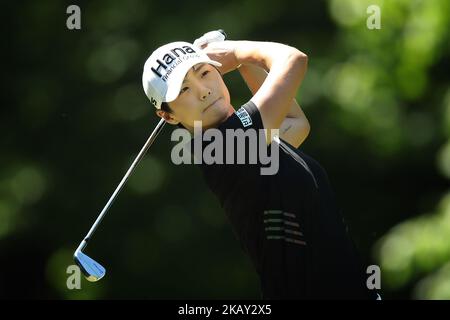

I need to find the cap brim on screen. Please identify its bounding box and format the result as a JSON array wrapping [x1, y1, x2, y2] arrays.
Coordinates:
[[164, 59, 222, 103]]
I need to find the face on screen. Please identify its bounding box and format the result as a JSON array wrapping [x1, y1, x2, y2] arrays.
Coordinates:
[[156, 63, 234, 132]]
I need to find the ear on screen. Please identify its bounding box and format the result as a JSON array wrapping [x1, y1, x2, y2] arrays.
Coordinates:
[[156, 110, 180, 125]]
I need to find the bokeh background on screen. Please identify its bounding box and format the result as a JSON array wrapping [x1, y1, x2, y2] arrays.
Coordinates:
[[1, 0, 449, 299]]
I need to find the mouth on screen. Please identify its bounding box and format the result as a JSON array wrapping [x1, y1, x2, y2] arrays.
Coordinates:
[[204, 97, 221, 112]]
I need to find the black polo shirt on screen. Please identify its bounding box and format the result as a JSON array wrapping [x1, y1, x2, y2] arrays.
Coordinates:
[[194, 101, 375, 299]]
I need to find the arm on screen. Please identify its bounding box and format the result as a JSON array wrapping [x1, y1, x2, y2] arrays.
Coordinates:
[[203, 40, 308, 143], [238, 64, 310, 148]]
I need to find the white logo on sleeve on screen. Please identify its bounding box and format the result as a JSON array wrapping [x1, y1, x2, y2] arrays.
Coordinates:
[[235, 107, 253, 128]]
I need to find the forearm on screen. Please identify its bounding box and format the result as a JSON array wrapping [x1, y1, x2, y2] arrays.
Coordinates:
[[233, 40, 305, 71], [235, 41, 307, 133], [238, 64, 302, 118], [238, 63, 310, 148]]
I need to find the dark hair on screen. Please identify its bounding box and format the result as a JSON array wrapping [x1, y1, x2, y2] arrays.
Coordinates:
[[160, 102, 185, 129], [161, 102, 171, 113]]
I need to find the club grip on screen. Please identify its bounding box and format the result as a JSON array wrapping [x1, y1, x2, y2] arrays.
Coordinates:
[[194, 29, 227, 48]]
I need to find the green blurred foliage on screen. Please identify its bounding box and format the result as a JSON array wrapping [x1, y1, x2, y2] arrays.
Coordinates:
[[1, 0, 449, 299]]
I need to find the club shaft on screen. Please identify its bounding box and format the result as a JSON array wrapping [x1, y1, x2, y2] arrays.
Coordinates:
[[77, 118, 166, 252]]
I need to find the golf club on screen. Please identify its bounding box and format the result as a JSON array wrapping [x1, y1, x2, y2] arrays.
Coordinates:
[[73, 29, 226, 282], [74, 118, 166, 281]]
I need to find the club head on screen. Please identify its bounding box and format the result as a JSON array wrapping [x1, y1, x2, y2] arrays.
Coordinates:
[[74, 250, 106, 282]]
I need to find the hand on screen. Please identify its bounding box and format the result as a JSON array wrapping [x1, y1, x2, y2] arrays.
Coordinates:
[[201, 40, 241, 75]]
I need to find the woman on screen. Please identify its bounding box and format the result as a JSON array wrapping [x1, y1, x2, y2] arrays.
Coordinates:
[[142, 37, 376, 299]]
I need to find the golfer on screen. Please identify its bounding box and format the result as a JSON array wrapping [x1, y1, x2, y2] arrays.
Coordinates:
[[142, 36, 377, 299]]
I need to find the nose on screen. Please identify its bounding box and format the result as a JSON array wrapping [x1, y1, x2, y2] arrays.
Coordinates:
[[200, 86, 211, 101]]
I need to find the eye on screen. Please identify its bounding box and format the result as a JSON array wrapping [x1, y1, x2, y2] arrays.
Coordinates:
[[180, 86, 189, 94], [201, 70, 209, 77]]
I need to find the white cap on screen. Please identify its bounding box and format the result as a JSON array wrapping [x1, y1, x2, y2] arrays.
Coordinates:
[[142, 41, 222, 109]]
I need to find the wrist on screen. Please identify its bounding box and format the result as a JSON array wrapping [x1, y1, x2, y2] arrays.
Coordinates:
[[229, 41, 242, 70]]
